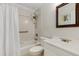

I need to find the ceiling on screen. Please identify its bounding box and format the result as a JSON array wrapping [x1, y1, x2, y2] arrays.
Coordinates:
[[18, 3, 44, 10]]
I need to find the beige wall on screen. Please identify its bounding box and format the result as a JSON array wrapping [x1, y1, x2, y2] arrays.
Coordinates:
[[37, 3, 79, 40]]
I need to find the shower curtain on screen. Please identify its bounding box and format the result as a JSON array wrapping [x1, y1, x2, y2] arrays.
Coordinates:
[[0, 4, 5, 56], [4, 4, 20, 56]]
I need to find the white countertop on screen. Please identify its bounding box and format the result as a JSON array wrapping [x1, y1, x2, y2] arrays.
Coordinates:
[[41, 37, 79, 55]]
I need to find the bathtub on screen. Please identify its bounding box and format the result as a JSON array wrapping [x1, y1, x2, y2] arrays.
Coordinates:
[[41, 37, 79, 56]]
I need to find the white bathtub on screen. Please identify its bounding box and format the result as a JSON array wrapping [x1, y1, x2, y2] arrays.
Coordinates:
[[41, 37, 79, 56]]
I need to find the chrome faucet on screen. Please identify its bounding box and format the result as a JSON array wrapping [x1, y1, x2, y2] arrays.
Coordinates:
[[61, 38, 72, 43]]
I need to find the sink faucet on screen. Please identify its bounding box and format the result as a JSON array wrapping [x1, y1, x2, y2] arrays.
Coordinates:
[[61, 38, 72, 43]]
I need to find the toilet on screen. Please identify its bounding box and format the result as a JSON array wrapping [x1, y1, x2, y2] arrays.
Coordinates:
[[29, 46, 44, 56]]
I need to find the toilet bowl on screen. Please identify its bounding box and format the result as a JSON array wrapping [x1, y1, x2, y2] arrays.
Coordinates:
[[29, 46, 44, 56]]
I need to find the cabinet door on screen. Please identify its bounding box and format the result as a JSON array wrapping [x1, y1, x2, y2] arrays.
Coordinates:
[[43, 42, 57, 56], [44, 48, 57, 56]]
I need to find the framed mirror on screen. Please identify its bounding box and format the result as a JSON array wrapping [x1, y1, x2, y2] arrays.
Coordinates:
[[56, 3, 79, 28]]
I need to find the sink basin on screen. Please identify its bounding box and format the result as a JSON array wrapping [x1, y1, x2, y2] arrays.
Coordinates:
[[51, 37, 72, 45]]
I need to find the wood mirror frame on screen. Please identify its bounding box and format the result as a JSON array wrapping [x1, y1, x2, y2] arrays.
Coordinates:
[[56, 3, 79, 28]]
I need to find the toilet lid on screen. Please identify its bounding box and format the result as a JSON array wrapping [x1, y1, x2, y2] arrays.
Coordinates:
[[30, 46, 43, 52]]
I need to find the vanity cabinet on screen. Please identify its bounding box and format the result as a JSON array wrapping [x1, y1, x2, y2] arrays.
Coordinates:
[[43, 41, 76, 56]]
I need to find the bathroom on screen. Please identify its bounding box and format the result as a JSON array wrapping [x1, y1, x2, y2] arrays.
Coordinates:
[[0, 3, 79, 56]]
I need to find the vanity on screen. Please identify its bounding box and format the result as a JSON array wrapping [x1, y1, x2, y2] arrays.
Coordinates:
[[40, 37, 79, 56]]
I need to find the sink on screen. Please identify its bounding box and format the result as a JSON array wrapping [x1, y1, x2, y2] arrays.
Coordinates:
[[51, 37, 72, 45]]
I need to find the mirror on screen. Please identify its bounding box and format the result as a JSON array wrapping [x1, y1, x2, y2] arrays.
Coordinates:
[[56, 3, 79, 28]]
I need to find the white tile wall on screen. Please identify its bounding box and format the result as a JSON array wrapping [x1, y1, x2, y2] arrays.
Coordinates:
[[18, 8, 35, 47]]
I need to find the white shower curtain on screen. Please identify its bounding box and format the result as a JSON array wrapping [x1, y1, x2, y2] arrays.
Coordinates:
[[4, 4, 20, 56], [0, 4, 6, 56]]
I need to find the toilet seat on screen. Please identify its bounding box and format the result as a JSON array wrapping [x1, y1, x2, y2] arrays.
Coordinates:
[[29, 46, 44, 56], [30, 46, 43, 52]]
